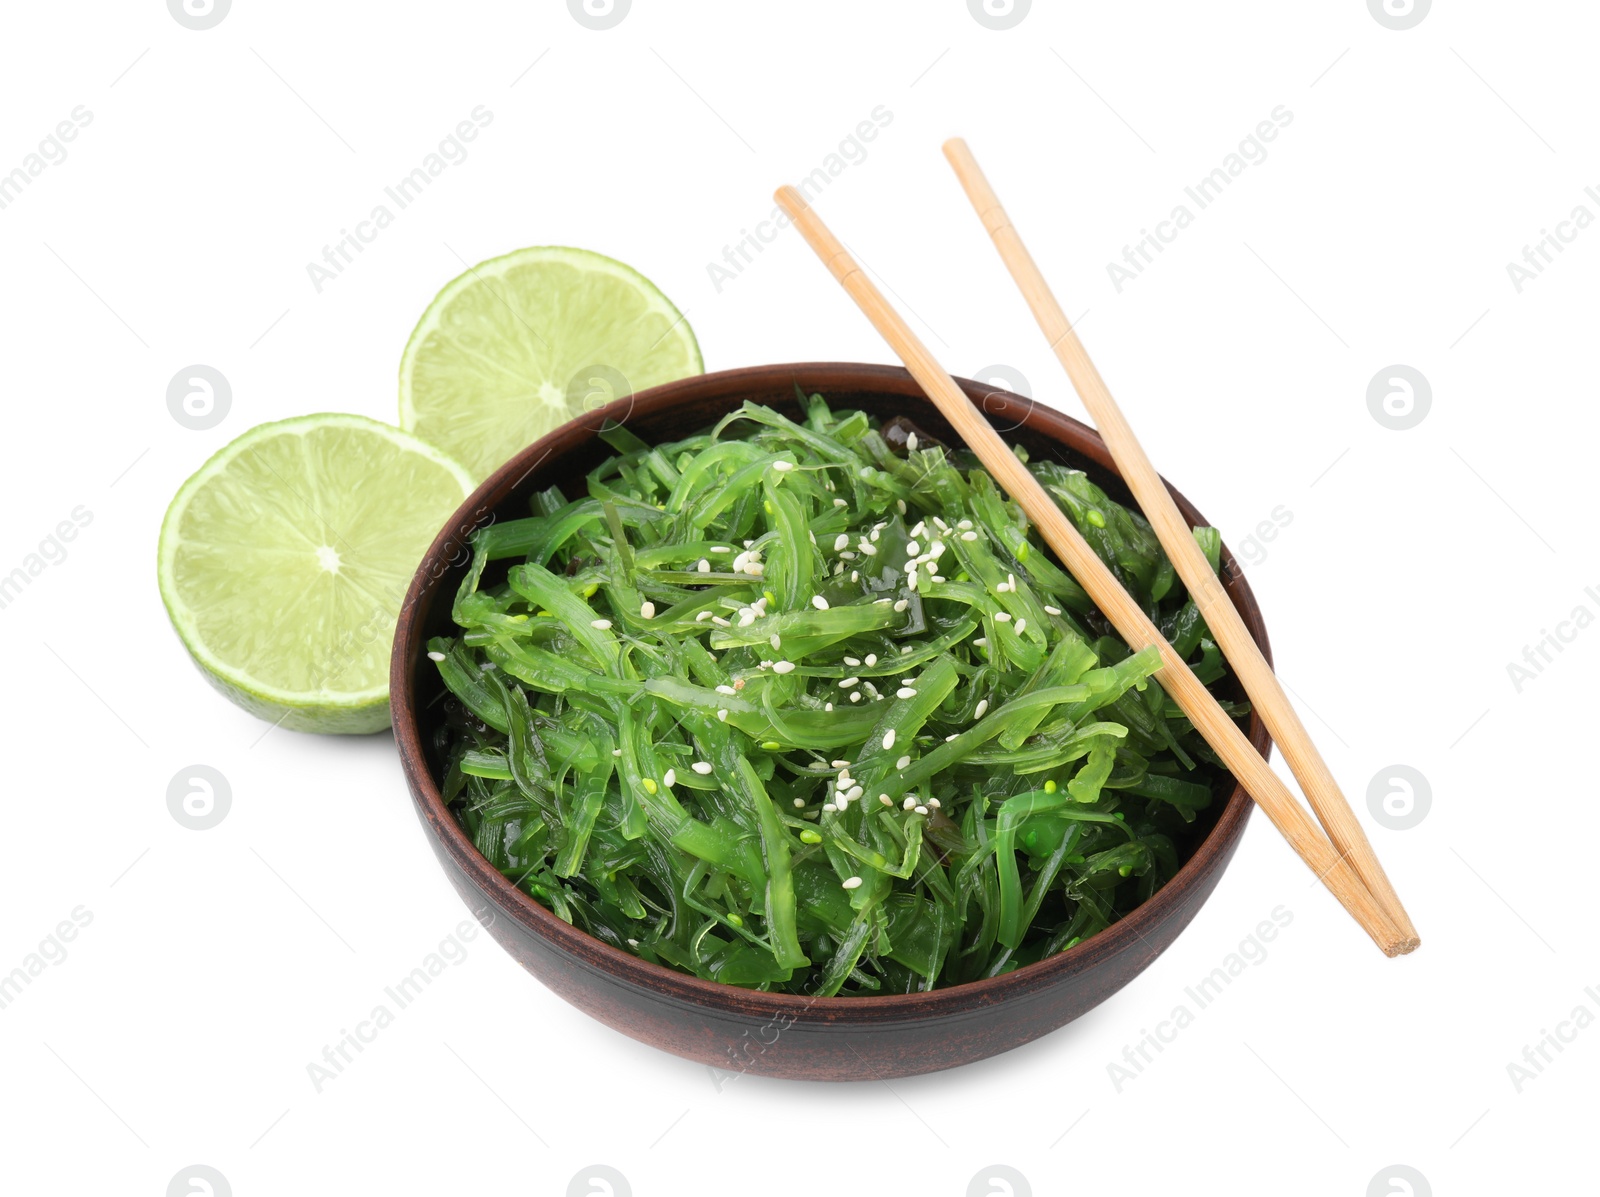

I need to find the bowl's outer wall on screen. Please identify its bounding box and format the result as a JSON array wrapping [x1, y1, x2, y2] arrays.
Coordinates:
[[392, 363, 1272, 1081]]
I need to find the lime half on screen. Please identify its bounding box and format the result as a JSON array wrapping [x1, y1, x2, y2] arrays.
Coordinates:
[[399, 246, 702, 481], [157, 414, 475, 734]]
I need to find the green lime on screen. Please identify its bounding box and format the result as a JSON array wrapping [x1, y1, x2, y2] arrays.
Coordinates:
[[157, 414, 474, 734], [398, 246, 702, 480]]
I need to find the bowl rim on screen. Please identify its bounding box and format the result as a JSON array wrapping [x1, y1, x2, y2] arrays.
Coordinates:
[[391, 361, 1270, 1022]]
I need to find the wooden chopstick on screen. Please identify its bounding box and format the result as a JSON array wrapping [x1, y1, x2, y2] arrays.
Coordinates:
[[940, 138, 1419, 953], [773, 184, 1409, 957]]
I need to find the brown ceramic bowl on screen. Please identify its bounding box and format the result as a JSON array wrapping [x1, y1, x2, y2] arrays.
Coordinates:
[[391, 362, 1271, 1081]]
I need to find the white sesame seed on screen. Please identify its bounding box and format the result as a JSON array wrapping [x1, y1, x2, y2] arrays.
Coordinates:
[[823, 803, 838, 813], [793, 797, 805, 808], [717, 709, 729, 721], [957, 519, 973, 530], [914, 805, 929, 816], [839, 677, 859, 688], [844, 785, 864, 802], [896, 687, 917, 699], [842, 876, 863, 890], [973, 637, 989, 647], [692, 761, 714, 775], [906, 567, 919, 589], [663, 769, 677, 787], [844, 656, 861, 667], [770, 634, 782, 649], [840, 551, 857, 561], [928, 798, 941, 809], [772, 660, 796, 674], [696, 610, 713, 621], [834, 497, 848, 508], [865, 654, 878, 666], [716, 684, 736, 695], [712, 616, 731, 627], [613, 748, 623, 756], [882, 729, 896, 750], [746, 562, 764, 576], [858, 541, 877, 555], [896, 754, 911, 769], [825, 702, 834, 712], [812, 595, 830, 610], [901, 645, 913, 654], [960, 531, 978, 542], [850, 570, 859, 583], [772, 460, 795, 472], [639, 601, 656, 619], [903, 796, 917, 810], [894, 599, 908, 612], [896, 499, 907, 515], [933, 517, 950, 532], [427, 650, 446, 661], [945, 733, 958, 741], [932, 574, 946, 584], [831, 759, 850, 768], [590, 618, 613, 629], [974, 699, 989, 718], [995, 612, 1012, 622], [879, 794, 894, 806], [697, 558, 711, 573], [911, 521, 926, 537], [711, 546, 731, 553], [850, 692, 862, 702], [834, 533, 850, 552], [759, 660, 773, 670], [906, 431, 919, 451], [1015, 619, 1027, 634], [906, 540, 922, 556], [1044, 605, 1061, 616], [738, 611, 756, 627]]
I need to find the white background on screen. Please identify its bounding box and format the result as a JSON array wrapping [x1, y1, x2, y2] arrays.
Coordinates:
[[1, 2, 1593, 1194]]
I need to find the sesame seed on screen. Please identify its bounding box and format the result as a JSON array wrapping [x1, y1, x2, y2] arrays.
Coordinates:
[[831, 759, 850, 768], [716, 684, 736, 695], [858, 541, 877, 556], [844, 785, 864, 802], [697, 558, 711, 573], [823, 803, 838, 813], [882, 729, 896, 750], [901, 645, 913, 654], [840, 551, 857, 561], [590, 618, 613, 629], [906, 540, 922, 556], [772, 460, 795, 472], [839, 677, 860, 688], [974, 637, 989, 647], [896, 755, 911, 769], [717, 709, 729, 721], [793, 797, 805, 808], [1015, 619, 1027, 634], [945, 733, 959, 741], [850, 692, 861, 703], [812, 595, 830, 610], [933, 517, 950, 532], [844, 656, 861, 667], [865, 654, 878, 666], [903, 796, 917, 809], [879, 794, 894, 806], [696, 610, 713, 621], [833, 497, 848, 507], [850, 571, 859, 582], [914, 805, 929, 815], [738, 611, 756, 627], [772, 660, 796, 674], [711, 545, 731, 553], [896, 687, 917, 699], [842, 876, 863, 890], [894, 599, 908, 612], [906, 431, 919, 451], [663, 769, 677, 788], [825, 702, 834, 711], [961, 531, 978, 541], [770, 634, 782, 649], [896, 499, 907, 515], [911, 521, 927, 537], [712, 616, 731, 627], [639, 601, 656, 620], [1044, 605, 1061, 616], [834, 533, 850, 551], [928, 798, 941, 809], [995, 612, 1012, 622], [957, 519, 973, 530], [426, 650, 446, 662], [692, 761, 714, 775], [974, 699, 989, 718], [613, 748, 623, 756]]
